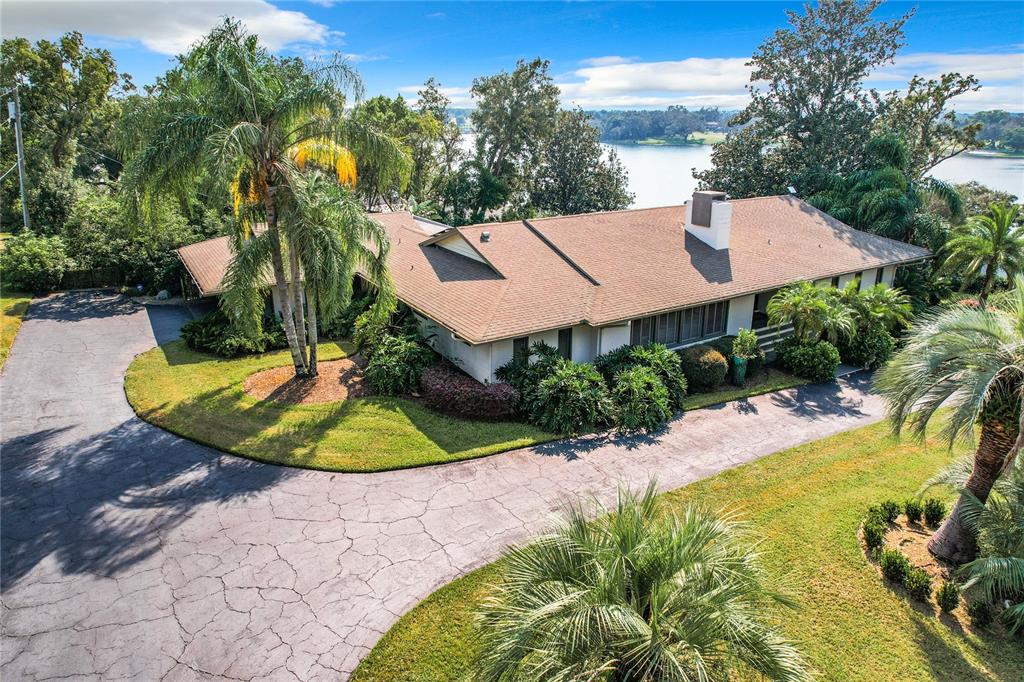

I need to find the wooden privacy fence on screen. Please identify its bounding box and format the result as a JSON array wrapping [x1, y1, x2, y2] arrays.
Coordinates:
[[59, 266, 124, 290]]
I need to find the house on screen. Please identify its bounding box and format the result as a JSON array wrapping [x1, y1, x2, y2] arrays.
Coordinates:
[[177, 191, 930, 383]]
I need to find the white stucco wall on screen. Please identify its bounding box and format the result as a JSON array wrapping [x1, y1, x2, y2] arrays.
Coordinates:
[[837, 272, 858, 289], [882, 265, 896, 286], [598, 323, 631, 355], [726, 294, 756, 334]]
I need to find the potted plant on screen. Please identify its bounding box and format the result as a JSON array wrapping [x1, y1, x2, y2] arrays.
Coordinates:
[[731, 328, 759, 386]]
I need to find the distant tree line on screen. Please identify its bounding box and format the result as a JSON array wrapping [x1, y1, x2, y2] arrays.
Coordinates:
[[587, 107, 735, 143], [957, 111, 1024, 153]]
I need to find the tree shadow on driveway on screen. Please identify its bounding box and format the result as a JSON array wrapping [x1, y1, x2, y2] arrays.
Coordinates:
[[0, 417, 293, 591], [768, 374, 869, 419]]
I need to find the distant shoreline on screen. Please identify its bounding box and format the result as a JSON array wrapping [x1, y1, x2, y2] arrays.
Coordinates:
[[967, 149, 1024, 159], [601, 132, 727, 147]]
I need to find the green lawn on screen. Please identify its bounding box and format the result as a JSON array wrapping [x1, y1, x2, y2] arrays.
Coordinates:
[[352, 420, 1023, 682], [125, 340, 556, 472], [1, 291, 31, 369], [629, 131, 727, 146]]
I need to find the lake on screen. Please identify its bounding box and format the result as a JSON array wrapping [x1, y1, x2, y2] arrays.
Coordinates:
[[605, 142, 1024, 209]]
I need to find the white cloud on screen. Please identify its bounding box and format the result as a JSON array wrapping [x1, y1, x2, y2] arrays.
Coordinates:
[[560, 57, 752, 98], [1, 0, 334, 55], [869, 52, 1024, 85], [578, 56, 636, 67]]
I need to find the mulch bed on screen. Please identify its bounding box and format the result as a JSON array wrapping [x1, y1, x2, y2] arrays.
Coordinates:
[[243, 356, 371, 405]]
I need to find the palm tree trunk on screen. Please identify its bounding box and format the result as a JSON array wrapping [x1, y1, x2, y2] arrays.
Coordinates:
[[979, 260, 996, 304], [306, 284, 319, 377], [927, 419, 1016, 563], [287, 243, 309, 368], [265, 191, 307, 377]]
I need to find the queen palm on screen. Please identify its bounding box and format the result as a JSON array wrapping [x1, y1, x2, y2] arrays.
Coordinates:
[[875, 278, 1024, 562], [475, 482, 811, 682], [942, 202, 1024, 304], [121, 19, 404, 377]]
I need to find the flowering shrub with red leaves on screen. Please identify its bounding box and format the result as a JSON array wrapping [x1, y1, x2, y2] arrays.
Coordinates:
[[420, 365, 518, 421]]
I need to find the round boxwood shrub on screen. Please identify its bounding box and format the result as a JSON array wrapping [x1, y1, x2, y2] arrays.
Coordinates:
[[612, 366, 672, 433], [923, 498, 947, 528], [862, 519, 885, 552], [904, 567, 933, 602], [839, 323, 896, 369], [679, 345, 728, 392], [420, 365, 518, 421], [364, 334, 434, 395], [903, 498, 923, 524], [879, 548, 911, 583], [532, 361, 613, 435], [0, 233, 70, 292], [936, 581, 961, 613], [778, 337, 840, 383]]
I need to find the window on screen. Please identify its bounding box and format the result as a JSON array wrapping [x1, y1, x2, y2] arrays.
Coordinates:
[[630, 301, 730, 347], [512, 336, 529, 358], [854, 271, 865, 289], [875, 268, 884, 285], [752, 289, 780, 329], [830, 276, 840, 288], [557, 328, 572, 360]]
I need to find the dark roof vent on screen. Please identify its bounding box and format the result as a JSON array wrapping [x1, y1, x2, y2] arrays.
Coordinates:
[[480, 231, 491, 243]]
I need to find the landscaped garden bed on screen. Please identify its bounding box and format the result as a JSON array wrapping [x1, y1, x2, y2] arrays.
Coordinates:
[[351, 420, 1024, 681]]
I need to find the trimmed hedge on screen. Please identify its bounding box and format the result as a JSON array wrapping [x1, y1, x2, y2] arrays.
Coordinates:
[[679, 345, 728, 392], [778, 337, 840, 383], [419, 365, 517, 421]]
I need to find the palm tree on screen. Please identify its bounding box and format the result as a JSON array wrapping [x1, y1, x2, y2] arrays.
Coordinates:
[[475, 482, 811, 682], [121, 19, 404, 377], [767, 281, 853, 344], [839, 281, 912, 332], [942, 202, 1024, 304], [875, 279, 1024, 562], [808, 134, 961, 245]]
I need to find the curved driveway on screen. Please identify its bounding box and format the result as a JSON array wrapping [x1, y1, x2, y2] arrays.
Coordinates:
[[2, 291, 887, 680]]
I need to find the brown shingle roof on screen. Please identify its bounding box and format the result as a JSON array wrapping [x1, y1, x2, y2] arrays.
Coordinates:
[[375, 196, 928, 343], [176, 196, 930, 342]]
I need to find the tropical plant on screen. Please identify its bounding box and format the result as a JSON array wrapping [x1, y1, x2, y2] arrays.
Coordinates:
[[942, 202, 1024, 303], [767, 281, 853, 344], [839, 282, 912, 332], [475, 482, 811, 682], [531, 361, 613, 435], [733, 328, 760, 359], [611, 365, 672, 433], [364, 333, 433, 395], [957, 463, 1024, 633], [601, 343, 689, 410], [120, 19, 404, 378], [875, 278, 1024, 562]]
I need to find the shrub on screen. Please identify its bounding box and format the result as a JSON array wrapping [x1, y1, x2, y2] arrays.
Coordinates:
[[180, 309, 287, 357], [904, 567, 933, 602], [532, 361, 613, 435], [923, 498, 947, 528], [593, 345, 636, 383], [496, 341, 564, 414], [0, 233, 70, 292], [624, 344, 688, 410], [419, 365, 517, 420], [364, 334, 434, 395], [612, 366, 672, 433], [879, 549, 911, 583], [778, 337, 840, 383], [320, 294, 372, 338], [863, 520, 885, 551], [966, 599, 995, 628], [708, 335, 737, 361], [838, 323, 896, 369], [733, 328, 759, 359], [936, 581, 961, 613], [865, 504, 891, 526], [903, 498, 923, 524], [679, 345, 728, 392], [879, 500, 901, 524]]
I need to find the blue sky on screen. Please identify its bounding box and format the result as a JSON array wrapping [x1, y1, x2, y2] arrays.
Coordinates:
[[5, 1, 1023, 111]]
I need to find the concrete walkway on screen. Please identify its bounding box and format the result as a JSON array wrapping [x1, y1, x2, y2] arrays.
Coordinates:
[[2, 291, 887, 680]]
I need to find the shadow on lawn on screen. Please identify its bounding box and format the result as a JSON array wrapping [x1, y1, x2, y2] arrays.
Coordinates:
[[0, 418, 293, 590], [909, 611, 1023, 682]]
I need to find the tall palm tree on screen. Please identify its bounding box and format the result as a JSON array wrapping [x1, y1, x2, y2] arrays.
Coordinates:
[[475, 482, 811, 682], [121, 19, 404, 377], [942, 202, 1024, 304], [767, 281, 853, 344], [875, 278, 1024, 563]]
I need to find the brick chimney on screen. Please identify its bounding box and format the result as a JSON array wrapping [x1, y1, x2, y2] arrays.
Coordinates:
[[685, 190, 731, 250]]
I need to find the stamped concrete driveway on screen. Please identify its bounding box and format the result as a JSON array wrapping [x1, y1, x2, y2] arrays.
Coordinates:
[[2, 291, 888, 681]]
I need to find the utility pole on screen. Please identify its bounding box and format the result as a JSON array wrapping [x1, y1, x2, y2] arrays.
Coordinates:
[[7, 85, 30, 230]]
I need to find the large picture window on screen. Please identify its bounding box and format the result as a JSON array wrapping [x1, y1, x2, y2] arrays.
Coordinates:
[[630, 301, 730, 347]]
